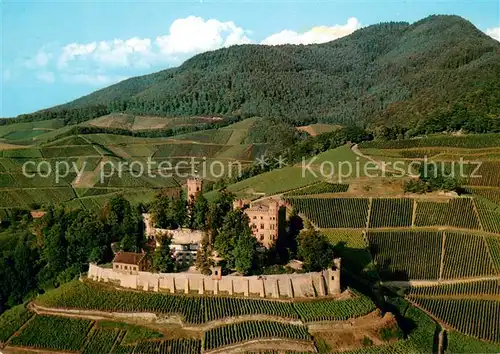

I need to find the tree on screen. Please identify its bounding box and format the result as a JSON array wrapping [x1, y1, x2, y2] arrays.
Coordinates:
[[297, 228, 335, 272], [190, 193, 209, 230], [152, 234, 175, 273], [213, 209, 251, 268], [206, 189, 234, 242], [232, 233, 258, 275], [195, 233, 212, 275]]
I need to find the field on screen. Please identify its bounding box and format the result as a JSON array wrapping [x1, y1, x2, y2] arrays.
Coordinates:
[[367, 231, 443, 280], [35, 280, 380, 326], [204, 321, 311, 350], [369, 198, 413, 228], [286, 198, 369, 228], [284, 182, 349, 196], [359, 134, 500, 149], [441, 232, 497, 279], [414, 198, 481, 230], [0, 117, 270, 210], [9, 315, 93, 351], [0, 305, 32, 344], [409, 298, 499, 342]]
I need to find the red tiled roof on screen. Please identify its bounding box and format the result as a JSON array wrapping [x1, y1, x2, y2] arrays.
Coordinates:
[[30, 211, 46, 219], [112, 251, 146, 265]]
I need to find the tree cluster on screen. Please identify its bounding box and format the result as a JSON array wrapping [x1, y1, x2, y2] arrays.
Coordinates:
[[0, 196, 145, 314]]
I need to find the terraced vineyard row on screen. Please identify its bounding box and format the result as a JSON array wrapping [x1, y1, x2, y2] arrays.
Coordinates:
[[359, 134, 500, 149], [36, 280, 376, 325], [83, 328, 122, 354], [286, 198, 369, 228], [9, 315, 93, 351], [442, 232, 498, 279], [408, 279, 500, 297], [367, 230, 499, 281], [203, 321, 311, 350], [0, 305, 32, 344], [285, 182, 349, 196], [414, 198, 481, 230], [465, 162, 500, 187], [369, 198, 413, 228], [409, 298, 500, 342], [118, 339, 201, 354], [476, 201, 500, 234], [322, 229, 367, 248], [367, 231, 443, 280], [293, 293, 376, 322]]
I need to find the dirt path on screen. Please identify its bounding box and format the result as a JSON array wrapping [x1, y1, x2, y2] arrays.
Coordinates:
[[30, 303, 303, 333], [351, 144, 407, 175]]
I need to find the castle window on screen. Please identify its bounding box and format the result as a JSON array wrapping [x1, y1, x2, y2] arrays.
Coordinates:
[[331, 276, 335, 280], [260, 224, 264, 229], [260, 234, 264, 240], [124, 266, 128, 270], [260, 216, 263, 220], [270, 224, 274, 230]]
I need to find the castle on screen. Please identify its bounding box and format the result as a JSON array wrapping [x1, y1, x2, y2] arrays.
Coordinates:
[[234, 198, 282, 248]]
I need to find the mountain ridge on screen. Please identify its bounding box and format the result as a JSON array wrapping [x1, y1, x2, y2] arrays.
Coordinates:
[[9, 15, 500, 131]]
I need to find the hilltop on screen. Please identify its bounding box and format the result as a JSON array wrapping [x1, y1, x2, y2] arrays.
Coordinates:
[[4, 15, 500, 131]]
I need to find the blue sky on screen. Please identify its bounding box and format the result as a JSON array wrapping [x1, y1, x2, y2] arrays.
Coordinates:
[[1, 0, 499, 117]]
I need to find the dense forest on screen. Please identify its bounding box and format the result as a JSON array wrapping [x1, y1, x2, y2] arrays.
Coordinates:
[[4, 15, 499, 135]]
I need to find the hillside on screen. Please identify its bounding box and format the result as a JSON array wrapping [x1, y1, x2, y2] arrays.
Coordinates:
[[39, 15, 499, 130]]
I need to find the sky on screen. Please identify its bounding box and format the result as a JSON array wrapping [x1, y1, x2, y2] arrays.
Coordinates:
[[1, 0, 499, 117]]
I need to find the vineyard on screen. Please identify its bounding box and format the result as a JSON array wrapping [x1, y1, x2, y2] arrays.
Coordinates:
[[203, 321, 311, 350], [286, 198, 369, 228], [465, 162, 500, 187], [285, 182, 349, 196], [83, 328, 122, 354], [367, 231, 443, 280], [293, 294, 376, 322], [0, 305, 32, 344], [322, 229, 367, 248], [117, 339, 201, 354], [9, 315, 93, 351], [408, 279, 500, 298], [369, 198, 413, 228], [35, 280, 377, 326], [408, 297, 500, 342], [414, 198, 480, 230], [442, 232, 498, 279], [359, 134, 500, 149]]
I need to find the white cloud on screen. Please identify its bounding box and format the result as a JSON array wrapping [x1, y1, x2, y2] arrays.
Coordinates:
[[26, 49, 52, 68], [261, 17, 362, 45], [23, 16, 363, 86], [58, 37, 154, 69], [486, 27, 500, 41], [36, 71, 55, 83], [156, 16, 251, 55]]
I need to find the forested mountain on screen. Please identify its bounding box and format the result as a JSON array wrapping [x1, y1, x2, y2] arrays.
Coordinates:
[[10, 15, 500, 130]]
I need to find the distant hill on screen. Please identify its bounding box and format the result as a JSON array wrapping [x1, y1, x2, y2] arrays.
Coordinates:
[[6, 15, 500, 131]]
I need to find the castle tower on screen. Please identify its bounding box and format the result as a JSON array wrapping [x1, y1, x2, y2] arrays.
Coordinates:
[[186, 178, 202, 203], [326, 258, 341, 295]]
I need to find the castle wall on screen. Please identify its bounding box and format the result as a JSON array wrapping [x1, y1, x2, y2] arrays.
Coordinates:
[[87, 262, 341, 299]]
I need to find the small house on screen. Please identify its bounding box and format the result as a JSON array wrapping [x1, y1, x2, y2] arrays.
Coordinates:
[[112, 251, 147, 274]]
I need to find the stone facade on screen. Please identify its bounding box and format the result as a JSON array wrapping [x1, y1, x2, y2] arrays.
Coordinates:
[[143, 213, 204, 243], [234, 198, 282, 248], [186, 177, 202, 203], [88, 258, 342, 298]]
